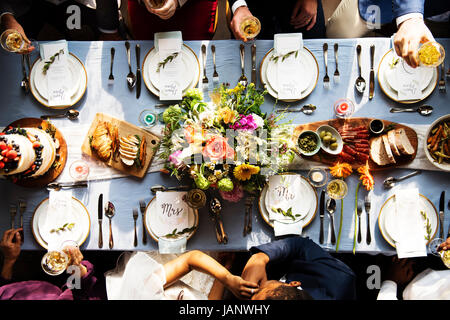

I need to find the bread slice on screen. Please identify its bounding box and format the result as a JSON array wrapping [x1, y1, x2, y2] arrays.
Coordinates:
[[394, 128, 415, 155], [370, 136, 391, 166], [382, 134, 396, 164], [387, 130, 401, 156]]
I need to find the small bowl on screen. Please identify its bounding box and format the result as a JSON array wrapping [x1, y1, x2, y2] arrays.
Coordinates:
[[307, 167, 328, 188], [316, 125, 343, 155], [369, 119, 385, 135], [423, 114, 450, 171], [297, 130, 321, 156]]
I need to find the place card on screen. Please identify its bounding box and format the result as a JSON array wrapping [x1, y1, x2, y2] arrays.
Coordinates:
[[155, 191, 189, 237], [45, 189, 73, 250], [40, 40, 71, 107], [274, 33, 303, 100], [267, 175, 303, 222], [156, 33, 182, 101]]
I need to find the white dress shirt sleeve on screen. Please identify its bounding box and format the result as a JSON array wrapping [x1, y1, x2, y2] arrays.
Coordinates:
[[232, 0, 248, 14], [178, 0, 188, 7], [377, 280, 398, 300], [396, 13, 424, 27]]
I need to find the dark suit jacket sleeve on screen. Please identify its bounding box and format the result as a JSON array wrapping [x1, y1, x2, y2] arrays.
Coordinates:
[[392, 0, 424, 18], [0, 0, 16, 16], [95, 0, 119, 32]]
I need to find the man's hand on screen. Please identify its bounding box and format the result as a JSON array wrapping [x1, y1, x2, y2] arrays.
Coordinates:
[[384, 257, 415, 286], [241, 252, 269, 286], [0, 228, 22, 264], [145, 0, 178, 20], [63, 245, 87, 277], [438, 237, 450, 251], [1, 14, 34, 53], [230, 6, 253, 42], [290, 0, 318, 31], [394, 17, 434, 68]]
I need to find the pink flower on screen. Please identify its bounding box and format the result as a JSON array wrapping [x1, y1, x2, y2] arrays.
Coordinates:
[[231, 115, 258, 131], [169, 150, 183, 167], [219, 183, 244, 202]]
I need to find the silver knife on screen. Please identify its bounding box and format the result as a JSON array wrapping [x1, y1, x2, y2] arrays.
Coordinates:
[[439, 191, 445, 239], [251, 43, 256, 85], [98, 193, 103, 248], [369, 44, 375, 100], [135, 44, 141, 99], [319, 190, 325, 244]]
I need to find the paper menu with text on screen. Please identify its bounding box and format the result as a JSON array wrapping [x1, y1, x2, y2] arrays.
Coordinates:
[[155, 191, 189, 236], [158, 37, 183, 101]]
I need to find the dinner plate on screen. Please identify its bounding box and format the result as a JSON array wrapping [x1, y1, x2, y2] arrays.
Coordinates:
[[144, 193, 199, 242], [258, 174, 318, 228], [378, 194, 438, 248], [384, 61, 433, 92], [31, 197, 91, 249], [142, 44, 200, 98], [260, 47, 318, 102], [29, 53, 88, 109], [34, 57, 82, 99], [377, 49, 438, 104]]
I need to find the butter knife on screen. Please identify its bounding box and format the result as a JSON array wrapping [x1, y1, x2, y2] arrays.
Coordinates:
[[369, 44, 375, 100], [135, 44, 141, 99], [251, 43, 256, 85], [439, 191, 445, 239], [319, 190, 325, 244], [98, 193, 103, 248]]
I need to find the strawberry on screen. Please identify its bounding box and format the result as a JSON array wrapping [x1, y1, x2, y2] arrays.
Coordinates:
[[0, 162, 4, 169], [0, 142, 6, 150], [6, 150, 17, 159], [1, 149, 8, 157], [32, 141, 41, 149]]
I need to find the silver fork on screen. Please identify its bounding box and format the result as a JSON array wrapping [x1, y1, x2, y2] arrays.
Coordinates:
[[238, 44, 248, 87], [323, 43, 330, 88], [364, 195, 371, 245], [139, 199, 147, 245], [243, 196, 255, 236], [18, 199, 26, 242], [211, 45, 219, 87], [334, 43, 340, 83], [439, 63, 446, 93], [9, 204, 17, 229], [357, 201, 363, 243], [133, 208, 138, 247], [108, 47, 115, 85], [201, 44, 209, 92]]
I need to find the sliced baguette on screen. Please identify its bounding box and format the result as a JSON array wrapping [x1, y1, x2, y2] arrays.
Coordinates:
[[370, 136, 391, 166], [387, 130, 401, 156], [394, 128, 415, 155], [381, 134, 396, 164]]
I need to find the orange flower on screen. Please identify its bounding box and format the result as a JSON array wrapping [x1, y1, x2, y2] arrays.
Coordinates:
[[357, 162, 374, 191], [202, 136, 235, 161], [329, 162, 353, 179], [218, 107, 236, 124], [184, 125, 205, 144]]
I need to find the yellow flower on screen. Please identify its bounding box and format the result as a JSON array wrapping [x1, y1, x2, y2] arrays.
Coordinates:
[[226, 83, 245, 95], [234, 163, 260, 181], [218, 107, 236, 124]]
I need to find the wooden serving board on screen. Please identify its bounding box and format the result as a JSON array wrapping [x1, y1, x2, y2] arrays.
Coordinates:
[[81, 113, 161, 178], [3, 118, 67, 188], [292, 117, 418, 170]]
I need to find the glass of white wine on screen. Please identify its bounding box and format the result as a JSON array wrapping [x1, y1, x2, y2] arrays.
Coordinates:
[[41, 240, 79, 276], [0, 29, 26, 53], [326, 179, 348, 200], [428, 238, 450, 269], [239, 16, 261, 41]]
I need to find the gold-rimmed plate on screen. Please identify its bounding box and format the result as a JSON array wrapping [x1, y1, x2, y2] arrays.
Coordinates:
[[258, 174, 318, 229], [377, 49, 438, 104], [378, 194, 439, 248], [31, 197, 91, 249], [144, 193, 199, 242], [259, 47, 319, 102], [29, 53, 88, 109]]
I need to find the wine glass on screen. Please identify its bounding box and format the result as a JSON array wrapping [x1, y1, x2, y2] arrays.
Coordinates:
[[0, 29, 26, 53], [41, 240, 79, 276], [239, 16, 261, 42], [418, 41, 445, 68], [326, 179, 348, 200], [428, 238, 450, 269]]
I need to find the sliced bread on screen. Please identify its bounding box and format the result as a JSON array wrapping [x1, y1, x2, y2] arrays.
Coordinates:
[[370, 136, 392, 166], [394, 128, 415, 155], [387, 130, 401, 156], [381, 134, 396, 164]]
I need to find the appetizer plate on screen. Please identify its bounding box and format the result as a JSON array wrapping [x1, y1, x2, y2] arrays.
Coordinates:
[[142, 44, 200, 98], [29, 53, 88, 109], [144, 193, 199, 242], [260, 47, 319, 102], [378, 49, 438, 104], [316, 125, 343, 155], [32, 197, 91, 249], [259, 174, 318, 228], [423, 114, 450, 172], [378, 194, 438, 248]]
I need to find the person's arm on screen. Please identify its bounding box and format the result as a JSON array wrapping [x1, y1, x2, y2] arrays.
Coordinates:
[[0, 228, 22, 284], [96, 0, 122, 40], [163, 250, 258, 299], [143, 0, 178, 20], [290, 0, 318, 31], [229, 0, 253, 42], [376, 280, 398, 300]]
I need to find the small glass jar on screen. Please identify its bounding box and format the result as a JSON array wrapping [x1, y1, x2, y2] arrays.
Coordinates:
[[307, 167, 328, 188], [139, 109, 158, 128], [334, 98, 355, 119], [69, 160, 89, 181]]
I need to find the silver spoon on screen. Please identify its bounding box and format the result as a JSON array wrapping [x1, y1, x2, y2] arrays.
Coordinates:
[[355, 45, 366, 94], [46, 181, 87, 191], [326, 198, 336, 245], [150, 185, 191, 194], [40, 109, 79, 120], [390, 105, 433, 116], [125, 41, 136, 89], [383, 170, 421, 189], [105, 201, 115, 249], [275, 104, 316, 114]]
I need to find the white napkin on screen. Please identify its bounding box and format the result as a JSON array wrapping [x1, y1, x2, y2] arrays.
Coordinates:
[[274, 33, 303, 100], [267, 175, 306, 222], [155, 191, 189, 237], [40, 40, 71, 107], [156, 32, 183, 101], [393, 188, 427, 258], [274, 220, 303, 237]]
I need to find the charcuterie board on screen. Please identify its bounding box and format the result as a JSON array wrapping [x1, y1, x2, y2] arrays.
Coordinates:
[[292, 118, 418, 170], [81, 113, 161, 178]]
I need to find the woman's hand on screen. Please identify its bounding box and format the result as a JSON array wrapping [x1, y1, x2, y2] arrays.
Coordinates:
[[145, 0, 178, 20], [1, 14, 34, 53], [290, 0, 318, 31], [225, 274, 259, 300]]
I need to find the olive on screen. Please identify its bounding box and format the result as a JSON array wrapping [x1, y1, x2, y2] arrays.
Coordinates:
[[330, 143, 338, 150], [322, 135, 331, 143], [320, 131, 326, 139]]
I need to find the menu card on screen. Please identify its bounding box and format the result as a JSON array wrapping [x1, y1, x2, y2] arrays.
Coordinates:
[[155, 191, 189, 238], [40, 40, 71, 107], [267, 175, 303, 223], [274, 33, 303, 100], [156, 32, 183, 101], [393, 188, 427, 258]]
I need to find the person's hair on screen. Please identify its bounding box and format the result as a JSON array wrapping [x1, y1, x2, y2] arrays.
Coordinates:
[[265, 284, 314, 300]]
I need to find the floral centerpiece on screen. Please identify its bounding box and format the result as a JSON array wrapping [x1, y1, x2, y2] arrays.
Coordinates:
[[158, 83, 295, 202]]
